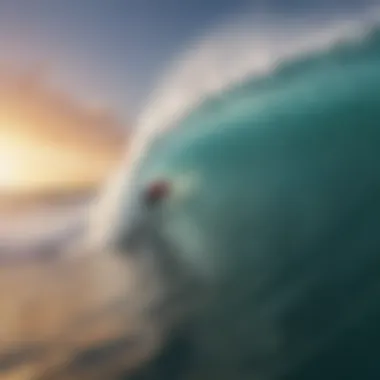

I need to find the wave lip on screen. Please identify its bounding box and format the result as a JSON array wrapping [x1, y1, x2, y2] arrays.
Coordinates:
[[131, 6, 380, 161]]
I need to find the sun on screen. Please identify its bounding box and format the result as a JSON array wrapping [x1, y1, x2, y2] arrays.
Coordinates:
[[0, 158, 16, 189], [0, 133, 23, 190], [0, 130, 50, 193], [0, 127, 122, 195], [0, 130, 61, 193]]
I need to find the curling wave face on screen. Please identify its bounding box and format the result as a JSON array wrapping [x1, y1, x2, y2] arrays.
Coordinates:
[[89, 10, 380, 380], [90, 4, 380, 249]]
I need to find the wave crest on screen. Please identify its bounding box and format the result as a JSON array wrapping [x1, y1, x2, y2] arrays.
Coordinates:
[[131, 6, 380, 162]]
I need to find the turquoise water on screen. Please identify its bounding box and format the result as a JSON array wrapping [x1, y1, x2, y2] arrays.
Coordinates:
[[116, 23, 380, 379]]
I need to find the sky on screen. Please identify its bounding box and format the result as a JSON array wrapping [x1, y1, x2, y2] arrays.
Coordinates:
[[0, 0, 247, 121], [0, 0, 373, 121], [0, 69, 126, 194]]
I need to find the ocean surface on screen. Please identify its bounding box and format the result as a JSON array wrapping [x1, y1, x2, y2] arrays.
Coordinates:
[[0, 200, 88, 261]]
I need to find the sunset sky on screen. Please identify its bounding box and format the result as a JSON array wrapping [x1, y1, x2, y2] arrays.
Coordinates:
[[0, 0, 247, 196], [0, 69, 126, 195], [0, 0, 371, 196]]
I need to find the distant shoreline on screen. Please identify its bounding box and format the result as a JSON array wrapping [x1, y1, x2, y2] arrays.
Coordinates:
[[0, 188, 96, 213]]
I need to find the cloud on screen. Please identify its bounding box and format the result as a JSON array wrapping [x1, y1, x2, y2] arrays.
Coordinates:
[[0, 64, 127, 149], [0, 64, 129, 195]]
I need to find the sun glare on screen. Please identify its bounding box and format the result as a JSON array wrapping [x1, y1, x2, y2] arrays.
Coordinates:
[[0, 78, 125, 195], [0, 131, 55, 192], [0, 133, 23, 190], [0, 158, 16, 188], [0, 128, 117, 195]]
